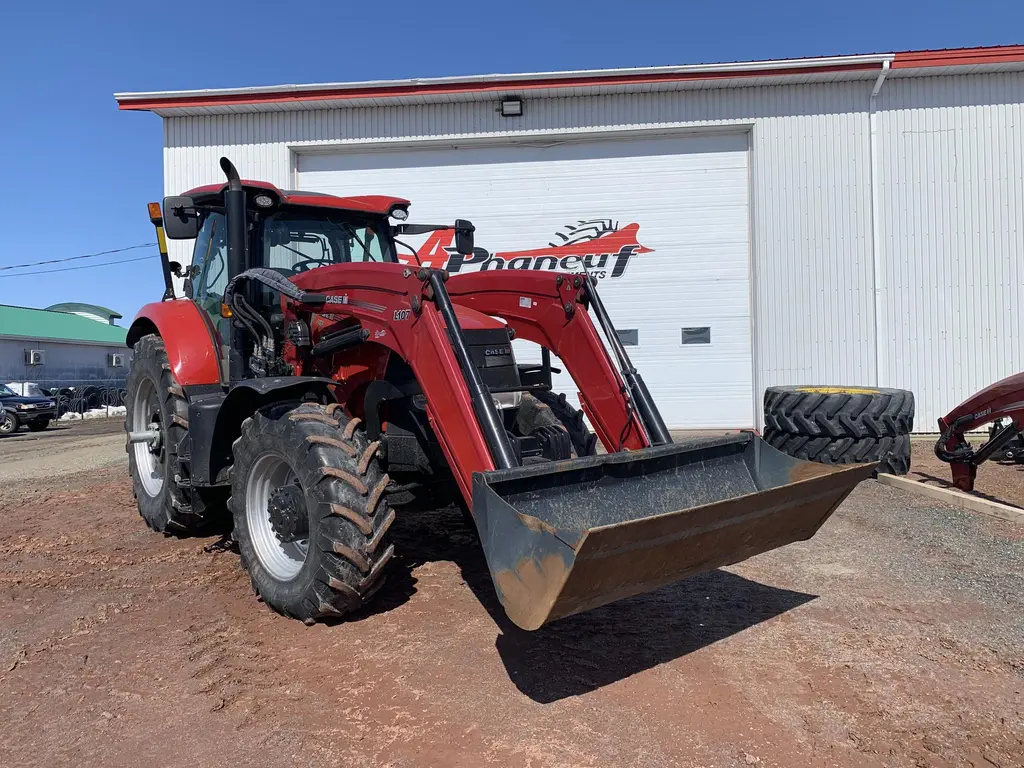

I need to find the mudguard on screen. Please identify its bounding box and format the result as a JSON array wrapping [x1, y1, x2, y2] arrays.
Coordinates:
[[127, 300, 222, 386]]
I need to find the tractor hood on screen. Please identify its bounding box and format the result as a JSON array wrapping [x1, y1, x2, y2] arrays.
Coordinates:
[[452, 304, 507, 332], [285, 265, 506, 333]]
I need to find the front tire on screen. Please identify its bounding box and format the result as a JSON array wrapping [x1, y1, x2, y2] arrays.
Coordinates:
[[27, 419, 50, 432], [125, 335, 205, 533], [230, 402, 395, 623]]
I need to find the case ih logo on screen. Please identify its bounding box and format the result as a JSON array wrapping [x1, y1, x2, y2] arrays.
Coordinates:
[[409, 219, 653, 280]]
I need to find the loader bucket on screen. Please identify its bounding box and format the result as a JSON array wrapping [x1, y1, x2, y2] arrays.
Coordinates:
[[471, 433, 874, 630]]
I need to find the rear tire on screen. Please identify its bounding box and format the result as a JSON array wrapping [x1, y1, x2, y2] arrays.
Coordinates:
[[763, 385, 915, 476], [229, 402, 395, 623], [125, 335, 205, 534]]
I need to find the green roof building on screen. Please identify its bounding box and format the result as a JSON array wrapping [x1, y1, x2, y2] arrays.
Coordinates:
[[0, 304, 130, 388], [44, 302, 123, 325]]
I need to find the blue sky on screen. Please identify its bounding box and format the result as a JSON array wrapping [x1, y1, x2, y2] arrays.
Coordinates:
[[0, 0, 1019, 323]]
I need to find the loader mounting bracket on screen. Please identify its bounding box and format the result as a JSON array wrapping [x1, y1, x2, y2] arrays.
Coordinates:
[[184, 377, 337, 486]]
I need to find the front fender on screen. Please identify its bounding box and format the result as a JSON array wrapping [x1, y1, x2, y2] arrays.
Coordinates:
[[193, 377, 338, 485], [127, 300, 222, 386]]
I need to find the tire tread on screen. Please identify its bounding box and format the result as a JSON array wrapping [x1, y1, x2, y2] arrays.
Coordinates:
[[126, 334, 206, 534], [764, 386, 915, 439], [764, 428, 911, 476], [229, 402, 393, 623]]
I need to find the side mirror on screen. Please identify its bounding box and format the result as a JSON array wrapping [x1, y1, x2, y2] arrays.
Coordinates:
[[162, 196, 199, 239], [454, 219, 475, 256]]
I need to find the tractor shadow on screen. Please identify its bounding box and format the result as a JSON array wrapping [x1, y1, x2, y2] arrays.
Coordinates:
[[373, 501, 817, 703]]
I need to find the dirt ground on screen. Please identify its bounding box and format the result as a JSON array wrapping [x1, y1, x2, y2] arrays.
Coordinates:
[[0, 423, 1021, 768], [910, 437, 1024, 510]]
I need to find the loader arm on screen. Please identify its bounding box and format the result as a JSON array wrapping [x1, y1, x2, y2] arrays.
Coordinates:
[[286, 262, 498, 502], [445, 270, 650, 452], [935, 371, 1024, 490], [286, 264, 652, 501]]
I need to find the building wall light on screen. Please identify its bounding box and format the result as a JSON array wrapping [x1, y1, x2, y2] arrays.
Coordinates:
[[499, 98, 523, 117]]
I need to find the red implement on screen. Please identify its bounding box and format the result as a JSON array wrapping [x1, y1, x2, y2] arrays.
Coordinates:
[[935, 372, 1024, 490]]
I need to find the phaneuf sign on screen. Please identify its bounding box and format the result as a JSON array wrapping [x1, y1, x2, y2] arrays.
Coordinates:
[[406, 219, 653, 280]]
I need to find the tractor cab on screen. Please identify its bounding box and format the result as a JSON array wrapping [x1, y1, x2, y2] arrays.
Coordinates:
[[163, 182, 404, 327], [187, 200, 400, 352], [154, 164, 474, 383]]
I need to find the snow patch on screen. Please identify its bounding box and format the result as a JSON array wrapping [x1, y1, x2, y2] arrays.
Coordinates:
[[59, 406, 126, 421], [6, 382, 46, 396]]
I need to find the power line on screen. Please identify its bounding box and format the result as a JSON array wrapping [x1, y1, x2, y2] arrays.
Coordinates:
[[0, 243, 157, 272], [0, 254, 157, 278]]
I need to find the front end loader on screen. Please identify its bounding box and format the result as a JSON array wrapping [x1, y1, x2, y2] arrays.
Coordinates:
[[125, 157, 873, 629]]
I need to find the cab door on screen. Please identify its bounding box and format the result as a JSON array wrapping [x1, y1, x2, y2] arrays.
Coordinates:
[[188, 212, 231, 374]]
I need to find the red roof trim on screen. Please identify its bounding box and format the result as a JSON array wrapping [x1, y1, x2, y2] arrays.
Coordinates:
[[118, 45, 1024, 112], [892, 44, 1024, 69], [120, 63, 880, 111]]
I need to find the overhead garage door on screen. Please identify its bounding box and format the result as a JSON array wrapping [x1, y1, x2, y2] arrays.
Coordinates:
[[297, 133, 753, 429]]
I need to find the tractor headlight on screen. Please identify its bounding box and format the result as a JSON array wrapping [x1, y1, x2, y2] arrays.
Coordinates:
[[254, 194, 275, 208], [390, 206, 409, 221]]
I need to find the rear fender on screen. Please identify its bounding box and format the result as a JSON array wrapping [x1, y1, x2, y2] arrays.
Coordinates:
[[127, 300, 223, 386]]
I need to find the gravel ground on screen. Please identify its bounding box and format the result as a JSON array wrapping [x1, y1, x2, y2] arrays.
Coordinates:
[[0, 418, 124, 486], [0, 429, 1021, 767]]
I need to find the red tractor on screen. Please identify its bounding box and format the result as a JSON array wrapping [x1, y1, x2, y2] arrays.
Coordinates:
[[125, 158, 873, 629]]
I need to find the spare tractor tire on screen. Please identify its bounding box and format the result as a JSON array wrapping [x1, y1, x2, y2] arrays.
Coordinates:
[[764, 385, 914, 438], [763, 385, 914, 476], [764, 430, 911, 476]]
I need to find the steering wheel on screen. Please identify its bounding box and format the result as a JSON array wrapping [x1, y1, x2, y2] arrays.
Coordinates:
[[291, 257, 333, 273]]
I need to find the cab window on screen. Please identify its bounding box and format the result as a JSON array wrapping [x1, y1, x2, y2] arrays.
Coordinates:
[[261, 213, 394, 273], [347, 225, 387, 263]]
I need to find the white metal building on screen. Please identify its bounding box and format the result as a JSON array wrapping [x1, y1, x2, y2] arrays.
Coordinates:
[[116, 45, 1024, 431]]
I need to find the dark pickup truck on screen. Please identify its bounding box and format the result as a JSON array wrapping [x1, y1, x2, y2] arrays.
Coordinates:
[[0, 384, 56, 434]]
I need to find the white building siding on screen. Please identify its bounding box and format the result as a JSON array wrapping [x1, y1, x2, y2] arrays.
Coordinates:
[[876, 73, 1024, 428], [162, 73, 1023, 430]]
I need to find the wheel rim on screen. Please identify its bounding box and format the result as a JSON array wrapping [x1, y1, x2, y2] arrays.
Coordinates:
[[246, 453, 309, 581], [0, 414, 13, 434], [131, 378, 164, 497]]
